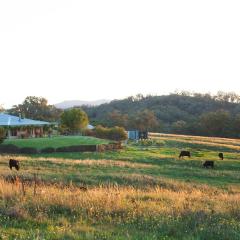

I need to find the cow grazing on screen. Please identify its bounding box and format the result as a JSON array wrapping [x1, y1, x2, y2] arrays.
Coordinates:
[[179, 151, 191, 158], [203, 161, 214, 169], [9, 159, 20, 171], [218, 153, 224, 160]]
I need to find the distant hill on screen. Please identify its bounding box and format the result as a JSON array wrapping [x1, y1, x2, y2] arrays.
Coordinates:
[[55, 99, 110, 109], [82, 92, 240, 138]]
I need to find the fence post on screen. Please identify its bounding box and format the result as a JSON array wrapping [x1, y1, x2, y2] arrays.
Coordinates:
[[33, 173, 37, 196]]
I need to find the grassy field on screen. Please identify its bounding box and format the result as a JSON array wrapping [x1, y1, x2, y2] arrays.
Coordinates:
[[0, 134, 240, 239], [3, 136, 109, 150]]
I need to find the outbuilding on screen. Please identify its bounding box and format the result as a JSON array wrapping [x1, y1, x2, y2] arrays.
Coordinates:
[[127, 130, 148, 140]]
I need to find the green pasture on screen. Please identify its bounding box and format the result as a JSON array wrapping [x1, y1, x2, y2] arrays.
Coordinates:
[[3, 136, 109, 149], [7, 144, 240, 188], [0, 135, 240, 239]]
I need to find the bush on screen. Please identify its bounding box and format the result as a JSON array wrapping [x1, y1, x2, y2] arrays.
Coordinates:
[[83, 129, 96, 137], [0, 127, 6, 144], [41, 147, 56, 153], [0, 144, 20, 153], [94, 126, 127, 141]]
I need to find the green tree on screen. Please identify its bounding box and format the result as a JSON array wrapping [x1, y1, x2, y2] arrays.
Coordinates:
[[107, 110, 129, 128], [61, 108, 89, 134], [82, 91, 240, 137], [8, 96, 62, 122], [0, 105, 4, 112], [0, 127, 6, 144], [172, 120, 188, 134], [233, 114, 240, 137], [200, 110, 231, 137], [130, 109, 159, 131]]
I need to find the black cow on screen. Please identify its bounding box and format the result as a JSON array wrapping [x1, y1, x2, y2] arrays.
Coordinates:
[[218, 153, 224, 160], [179, 151, 191, 158], [203, 161, 214, 169], [9, 159, 20, 171]]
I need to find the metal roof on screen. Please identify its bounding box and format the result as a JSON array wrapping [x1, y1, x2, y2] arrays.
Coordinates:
[[0, 113, 50, 127], [87, 124, 94, 130]]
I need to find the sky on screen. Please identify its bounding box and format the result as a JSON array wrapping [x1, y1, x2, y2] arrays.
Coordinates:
[[0, 0, 240, 108]]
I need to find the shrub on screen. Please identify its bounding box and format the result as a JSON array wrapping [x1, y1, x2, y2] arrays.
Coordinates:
[[0, 127, 6, 144], [95, 126, 108, 139], [83, 129, 96, 137], [109, 127, 127, 141], [0, 144, 20, 153], [94, 126, 127, 141]]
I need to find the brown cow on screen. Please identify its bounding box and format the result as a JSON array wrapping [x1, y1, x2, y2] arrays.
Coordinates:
[[179, 151, 191, 158], [203, 161, 214, 169], [9, 159, 20, 171], [218, 153, 224, 160]]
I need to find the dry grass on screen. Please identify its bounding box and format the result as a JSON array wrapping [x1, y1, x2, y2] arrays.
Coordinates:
[[150, 132, 240, 145], [1, 134, 240, 239], [0, 155, 152, 169], [1, 178, 240, 222], [150, 132, 240, 151]]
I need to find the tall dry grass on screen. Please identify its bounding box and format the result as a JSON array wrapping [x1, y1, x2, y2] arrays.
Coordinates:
[[150, 132, 240, 151], [1, 178, 240, 223]]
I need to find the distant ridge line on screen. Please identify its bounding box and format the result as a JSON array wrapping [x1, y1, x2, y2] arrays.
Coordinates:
[[55, 99, 111, 109]]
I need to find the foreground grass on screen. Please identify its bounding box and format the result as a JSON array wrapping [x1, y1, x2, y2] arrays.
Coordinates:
[[3, 136, 109, 150], [0, 179, 240, 240], [1, 133, 240, 239]]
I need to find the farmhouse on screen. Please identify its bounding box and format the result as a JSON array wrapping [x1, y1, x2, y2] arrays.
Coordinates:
[[0, 113, 50, 138]]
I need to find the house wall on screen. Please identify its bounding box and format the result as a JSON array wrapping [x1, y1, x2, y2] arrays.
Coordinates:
[[8, 127, 44, 139]]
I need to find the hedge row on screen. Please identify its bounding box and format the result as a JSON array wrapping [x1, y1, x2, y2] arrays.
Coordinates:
[[85, 126, 127, 141], [0, 143, 122, 154]]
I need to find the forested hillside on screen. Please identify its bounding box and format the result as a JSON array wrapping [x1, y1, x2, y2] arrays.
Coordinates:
[[82, 92, 240, 138]]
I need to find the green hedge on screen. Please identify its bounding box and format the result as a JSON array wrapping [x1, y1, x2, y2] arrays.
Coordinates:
[[85, 126, 127, 141], [56, 145, 97, 153], [19, 147, 39, 154], [41, 147, 56, 153], [0, 144, 20, 154], [0, 143, 122, 154]]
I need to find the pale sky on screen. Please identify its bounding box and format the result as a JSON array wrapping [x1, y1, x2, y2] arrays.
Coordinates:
[[0, 0, 240, 108]]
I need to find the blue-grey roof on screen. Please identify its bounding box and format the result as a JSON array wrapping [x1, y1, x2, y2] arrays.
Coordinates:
[[87, 124, 94, 130], [0, 113, 50, 127]]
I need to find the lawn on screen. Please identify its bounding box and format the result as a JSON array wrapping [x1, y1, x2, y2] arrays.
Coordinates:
[[3, 136, 109, 150], [0, 134, 240, 239]]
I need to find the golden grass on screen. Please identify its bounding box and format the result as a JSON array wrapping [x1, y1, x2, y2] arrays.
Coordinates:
[[150, 132, 240, 151], [1, 135, 240, 238], [0, 178, 240, 223], [0, 155, 152, 169], [150, 132, 240, 145]]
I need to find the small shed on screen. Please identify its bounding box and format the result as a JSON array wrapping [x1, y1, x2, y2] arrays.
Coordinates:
[[127, 130, 148, 140], [128, 130, 139, 140]]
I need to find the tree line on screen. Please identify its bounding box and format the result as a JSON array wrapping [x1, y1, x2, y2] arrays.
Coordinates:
[[82, 91, 240, 138], [2, 92, 240, 138]]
